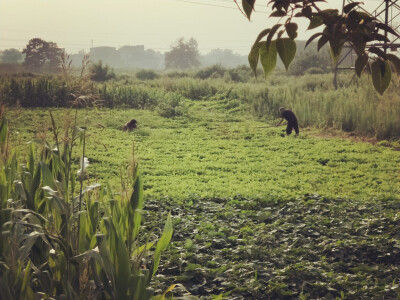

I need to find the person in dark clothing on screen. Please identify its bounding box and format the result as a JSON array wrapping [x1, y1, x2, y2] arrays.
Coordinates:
[[276, 107, 299, 135]]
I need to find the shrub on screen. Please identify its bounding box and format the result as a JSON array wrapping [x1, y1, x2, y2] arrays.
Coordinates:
[[157, 92, 187, 117], [304, 67, 327, 75], [136, 69, 159, 80], [195, 64, 226, 79], [90, 60, 116, 82], [228, 65, 253, 82], [165, 71, 189, 78]]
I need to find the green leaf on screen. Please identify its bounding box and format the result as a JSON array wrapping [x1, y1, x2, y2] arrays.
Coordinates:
[[0, 118, 7, 147], [270, 10, 286, 17], [248, 43, 262, 77], [285, 23, 298, 40], [277, 29, 285, 39], [371, 60, 391, 95], [28, 143, 35, 175], [375, 22, 400, 37], [387, 54, 400, 75], [104, 218, 131, 300], [318, 35, 329, 51], [369, 47, 387, 60], [343, 2, 362, 14], [253, 29, 271, 45], [259, 41, 278, 78], [308, 15, 323, 30], [30, 162, 41, 210], [0, 166, 7, 206], [19, 232, 41, 262], [329, 38, 344, 63], [306, 32, 323, 48], [132, 242, 154, 257], [21, 260, 34, 299], [276, 38, 297, 71], [242, 0, 255, 20], [355, 54, 368, 77], [150, 213, 173, 279], [41, 162, 55, 190], [79, 212, 88, 253], [302, 6, 312, 18], [266, 24, 282, 50]]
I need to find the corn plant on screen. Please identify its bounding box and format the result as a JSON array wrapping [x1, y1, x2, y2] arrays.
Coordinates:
[[0, 111, 173, 300]]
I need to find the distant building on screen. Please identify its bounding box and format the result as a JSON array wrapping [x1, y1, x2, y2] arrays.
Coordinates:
[[67, 45, 164, 70], [118, 45, 145, 68], [89, 46, 120, 66], [118, 45, 145, 60]]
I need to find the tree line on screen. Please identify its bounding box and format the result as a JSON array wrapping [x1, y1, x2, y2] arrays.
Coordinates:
[[0, 37, 332, 76]]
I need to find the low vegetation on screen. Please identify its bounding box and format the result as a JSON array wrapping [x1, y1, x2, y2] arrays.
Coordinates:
[[0, 111, 173, 300], [1, 64, 400, 299], [1, 67, 400, 139], [3, 97, 400, 298]]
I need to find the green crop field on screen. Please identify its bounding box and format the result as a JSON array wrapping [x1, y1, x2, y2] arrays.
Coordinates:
[[7, 101, 400, 202], [4, 99, 400, 299]]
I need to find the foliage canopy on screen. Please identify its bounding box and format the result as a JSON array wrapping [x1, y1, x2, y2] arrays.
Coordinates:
[[22, 38, 63, 72], [165, 37, 201, 69], [0, 48, 23, 64], [240, 0, 400, 94]]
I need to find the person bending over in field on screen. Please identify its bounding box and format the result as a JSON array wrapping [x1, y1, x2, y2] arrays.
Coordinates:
[[123, 119, 137, 131], [276, 107, 299, 135]]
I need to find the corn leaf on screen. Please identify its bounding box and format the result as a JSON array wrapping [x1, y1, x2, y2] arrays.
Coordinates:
[[79, 212, 88, 253], [0, 118, 7, 147], [150, 213, 173, 279]]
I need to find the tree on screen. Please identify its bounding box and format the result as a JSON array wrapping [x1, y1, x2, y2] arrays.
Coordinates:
[[22, 38, 63, 72], [239, 0, 400, 94], [0, 48, 23, 64], [201, 49, 247, 68], [288, 41, 331, 75], [165, 37, 201, 69]]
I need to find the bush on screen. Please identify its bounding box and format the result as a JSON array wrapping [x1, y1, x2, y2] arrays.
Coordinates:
[[228, 65, 253, 82], [90, 60, 116, 82], [136, 69, 159, 80], [195, 64, 226, 79], [304, 67, 327, 75], [165, 71, 189, 78], [157, 92, 187, 117]]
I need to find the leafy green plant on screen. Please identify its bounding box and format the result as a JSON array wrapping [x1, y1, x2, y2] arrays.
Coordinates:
[[195, 64, 226, 80], [157, 92, 187, 118], [90, 60, 116, 82], [0, 111, 173, 299], [243, 0, 400, 94], [136, 69, 160, 81]]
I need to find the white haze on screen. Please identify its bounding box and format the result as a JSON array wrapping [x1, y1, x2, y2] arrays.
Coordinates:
[[0, 0, 381, 55]]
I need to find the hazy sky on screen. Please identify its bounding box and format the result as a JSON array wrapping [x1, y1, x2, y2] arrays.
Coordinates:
[[0, 0, 384, 55]]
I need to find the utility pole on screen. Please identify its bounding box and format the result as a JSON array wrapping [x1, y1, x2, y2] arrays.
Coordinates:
[[334, 0, 400, 88]]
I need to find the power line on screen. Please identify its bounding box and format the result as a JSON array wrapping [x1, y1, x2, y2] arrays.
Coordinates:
[[209, 0, 269, 10], [168, 0, 269, 13]]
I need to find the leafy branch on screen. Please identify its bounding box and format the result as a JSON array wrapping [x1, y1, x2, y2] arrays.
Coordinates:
[[242, 0, 400, 94]]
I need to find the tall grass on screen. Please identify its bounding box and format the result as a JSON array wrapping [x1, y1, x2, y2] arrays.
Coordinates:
[[233, 73, 400, 139], [1, 70, 400, 138]]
